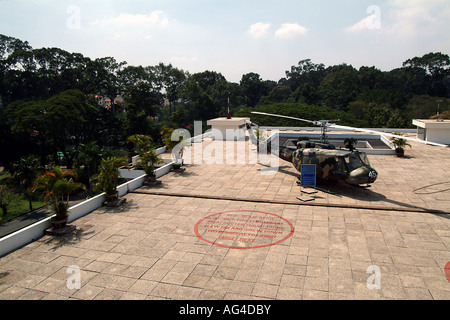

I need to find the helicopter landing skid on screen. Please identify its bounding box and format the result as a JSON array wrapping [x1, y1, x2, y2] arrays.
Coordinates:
[[296, 180, 340, 196]]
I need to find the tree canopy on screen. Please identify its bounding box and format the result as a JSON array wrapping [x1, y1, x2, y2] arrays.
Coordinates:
[[0, 33, 449, 169]]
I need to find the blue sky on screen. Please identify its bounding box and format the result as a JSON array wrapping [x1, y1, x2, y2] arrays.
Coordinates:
[[1, 0, 449, 82]]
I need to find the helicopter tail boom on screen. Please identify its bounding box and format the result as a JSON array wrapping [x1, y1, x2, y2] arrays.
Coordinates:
[[331, 125, 448, 148]]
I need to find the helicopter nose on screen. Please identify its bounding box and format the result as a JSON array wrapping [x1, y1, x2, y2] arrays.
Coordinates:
[[367, 168, 378, 183], [348, 166, 378, 185]]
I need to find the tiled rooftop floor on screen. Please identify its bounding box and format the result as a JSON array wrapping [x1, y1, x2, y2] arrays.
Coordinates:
[[0, 133, 449, 300]]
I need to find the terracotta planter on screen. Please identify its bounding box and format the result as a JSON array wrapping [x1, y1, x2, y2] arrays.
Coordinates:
[[51, 216, 68, 229]]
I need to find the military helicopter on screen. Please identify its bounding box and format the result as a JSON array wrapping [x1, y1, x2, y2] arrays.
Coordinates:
[[249, 111, 447, 187], [246, 112, 376, 186]]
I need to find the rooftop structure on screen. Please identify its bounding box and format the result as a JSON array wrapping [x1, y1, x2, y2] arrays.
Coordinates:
[[0, 129, 449, 301], [206, 117, 250, 141], [413, 119, 450, 146]]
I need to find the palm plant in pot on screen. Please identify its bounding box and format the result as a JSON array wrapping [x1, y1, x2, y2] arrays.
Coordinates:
[[92, 157, 129, 207], [161, 127, 186, 171], [344, 138, 358, 151], [31, 166, 85, 231], [390, 132, 411, 157], [138, 148, 162, 185]]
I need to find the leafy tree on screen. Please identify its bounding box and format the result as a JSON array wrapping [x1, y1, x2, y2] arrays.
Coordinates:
[[146, 63, 187, 117], [31, 166, 85, 221], [259, 85, 293, 104], [207, 79, 244, 117], [75, 142, 103, 196], [6, 90, 99, 167], [235, 102, 367, 128], [240, 72, 272, 108], [285, 59, 326, 92], [117, 65, 149, 89], [0, 185, 21, 219], [318, 64, 360, 110], [122, 82, 162, 138], [403, 52, 450, 97], [11, 155, 42, 211], [192, 71, 226, 92], [180, 77, 217, 122]]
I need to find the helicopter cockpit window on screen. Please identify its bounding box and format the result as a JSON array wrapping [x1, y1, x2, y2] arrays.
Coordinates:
[[345, 154, 364, 171], [360, 153, 370, 166], [336, 157, 346, 173]]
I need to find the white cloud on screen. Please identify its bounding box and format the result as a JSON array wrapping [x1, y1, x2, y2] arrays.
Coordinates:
[[345, 15, 379, 33], [91, 11, 169, 27], [170, 56, 198, 63], [274, 23, 308, 39], [247, 22, 271, 38], [386, 0, 449, 37]]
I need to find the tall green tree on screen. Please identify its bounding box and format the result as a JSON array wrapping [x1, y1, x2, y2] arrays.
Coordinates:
[[240, 72, 271, 108], [403, 52, 450, 97], [318, 64, 360, 110], [11, 155, 42, 211]]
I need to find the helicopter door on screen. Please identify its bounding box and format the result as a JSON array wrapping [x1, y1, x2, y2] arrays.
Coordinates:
[[301, 150, 319, 166]]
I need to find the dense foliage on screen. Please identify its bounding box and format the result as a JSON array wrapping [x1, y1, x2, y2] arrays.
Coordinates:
[[0, 33, 449, 170]]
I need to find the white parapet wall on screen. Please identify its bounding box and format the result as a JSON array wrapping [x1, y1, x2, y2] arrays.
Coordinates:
[[0, 166, 172, 257], [264, 131, 397, 155], [0, 134, 210, 257]]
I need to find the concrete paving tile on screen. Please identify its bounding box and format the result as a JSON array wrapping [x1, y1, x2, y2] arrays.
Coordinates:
[[251, 283, 279, 299], [280, 274, 304, 289], [162, 271, 191, 285], [198, 289, 227, 300], [0, 285, 29, 300], [1, 136, 449, 301], [183, 274, 211, 289], [88, 273, 136, 291], [302, 289, 329, 300], [276, 287, 303, 300], [149, 283, 179, 299], [304, 276, 328, 292], [93, 288, 125, 300], [213, 266, 239, 280], [172, 286, 203, 300], [33, 277, 66, 293], [71, 284, 103, 300], [14, 274, 47, 289], [381, 285, 407, 299], [17, 289, 49, 300], [353, 282, 381, 300], [128, 279, 158, 295]]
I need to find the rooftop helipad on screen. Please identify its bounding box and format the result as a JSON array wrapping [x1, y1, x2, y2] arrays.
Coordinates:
[[0, 131, 449, 301]]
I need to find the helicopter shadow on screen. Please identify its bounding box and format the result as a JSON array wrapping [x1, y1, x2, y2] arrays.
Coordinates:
[[322, 182, 449, 219], [257, 163, 301, 179]]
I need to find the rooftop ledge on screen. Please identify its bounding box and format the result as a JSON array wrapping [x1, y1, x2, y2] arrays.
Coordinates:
[[413, 119, 450, 129]]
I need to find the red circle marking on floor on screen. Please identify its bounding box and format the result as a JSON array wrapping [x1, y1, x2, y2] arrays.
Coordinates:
[[194, 210, 295, 249]]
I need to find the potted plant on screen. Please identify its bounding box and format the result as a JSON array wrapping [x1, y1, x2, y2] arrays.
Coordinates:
[[92, 157, 129, 207], [390, 133, 411, 157], [137, 148, 162, 185], [161, 127, 185, 171], [344, 138, 358, 151], [31, 166, 85, 231]]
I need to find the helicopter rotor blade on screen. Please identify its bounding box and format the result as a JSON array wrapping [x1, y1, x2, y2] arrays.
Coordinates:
[[251, 111, 321, 126], [330, 124, 448, 148], [251, 111, 448, 148]]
